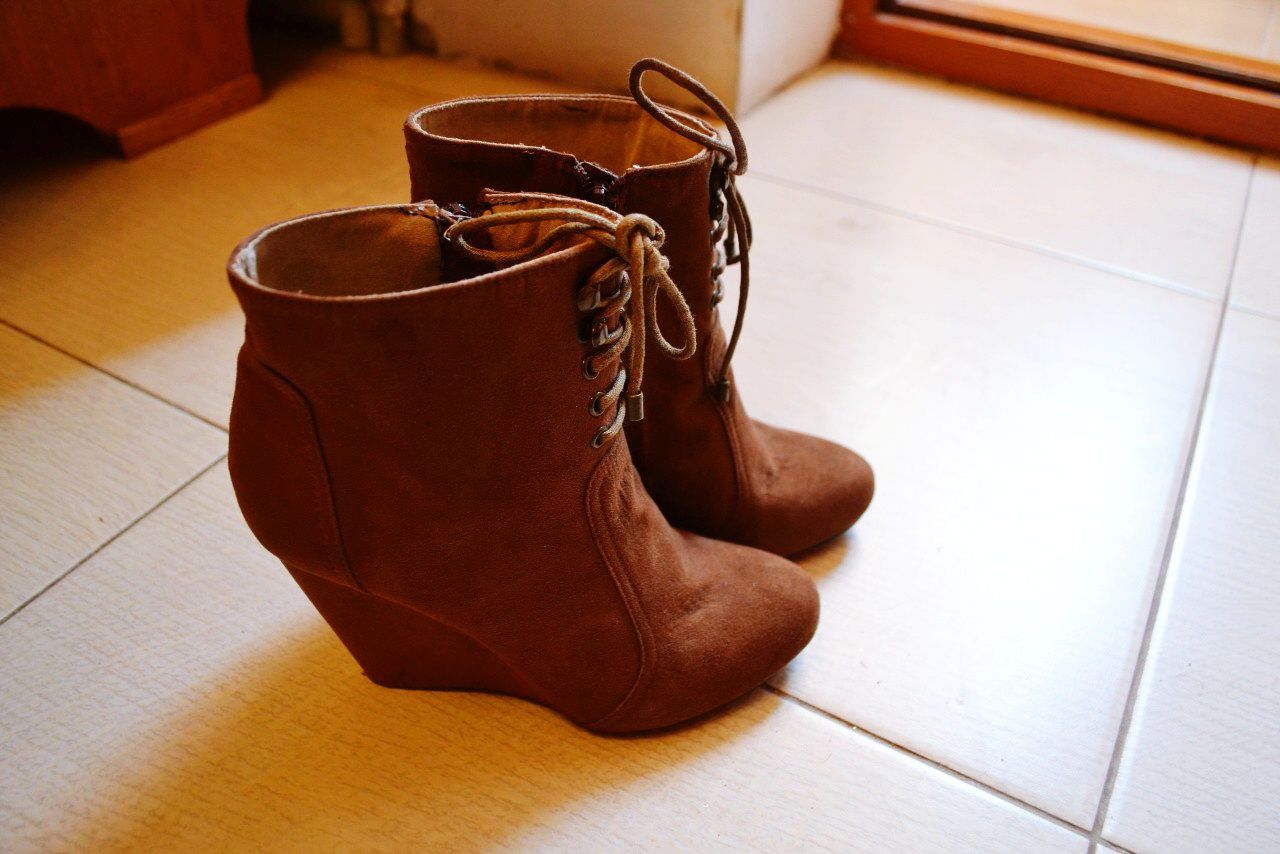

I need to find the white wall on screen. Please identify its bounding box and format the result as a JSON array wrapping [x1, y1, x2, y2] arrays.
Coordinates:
[[411, 0, 839, 112], [738, 0, 842, 111], [414, 0, 743, 111], [261, 0, 841, 112]]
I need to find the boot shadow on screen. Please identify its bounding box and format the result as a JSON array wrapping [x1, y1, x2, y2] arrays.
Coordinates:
[[57, 619, 772, 850], [793, 531, 855, 581]]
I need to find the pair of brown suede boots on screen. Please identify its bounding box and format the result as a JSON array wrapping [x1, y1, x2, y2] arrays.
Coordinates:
[[227, 60, 873, 733]]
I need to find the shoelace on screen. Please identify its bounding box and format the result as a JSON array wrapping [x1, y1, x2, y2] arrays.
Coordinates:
[[629, 57, 754, 403], [444, 199, 697, 447]]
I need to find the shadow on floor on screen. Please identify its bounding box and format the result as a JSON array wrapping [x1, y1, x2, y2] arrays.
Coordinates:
[[51, 620, 767, 849], [794, 531, 856, 581]]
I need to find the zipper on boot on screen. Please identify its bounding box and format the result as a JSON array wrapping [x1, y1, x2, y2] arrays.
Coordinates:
[[401, 201, 481, 281], [570, 160, 622, 210]]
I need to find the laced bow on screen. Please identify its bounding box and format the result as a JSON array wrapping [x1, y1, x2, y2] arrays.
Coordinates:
[[629, 57, 754, 403], [444, 202, 697, 445]]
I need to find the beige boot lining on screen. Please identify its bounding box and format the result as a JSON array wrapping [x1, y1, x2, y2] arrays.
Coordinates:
[[238, 208, 444, 297], [417, 97, 707, 174]]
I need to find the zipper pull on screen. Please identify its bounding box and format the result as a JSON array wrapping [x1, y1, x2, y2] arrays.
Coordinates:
[[571, 161, 621, 209]]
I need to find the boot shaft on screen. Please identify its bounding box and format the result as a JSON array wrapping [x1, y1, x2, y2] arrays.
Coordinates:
[[229, 202, 617, 576], [227, 201, 655, 723]]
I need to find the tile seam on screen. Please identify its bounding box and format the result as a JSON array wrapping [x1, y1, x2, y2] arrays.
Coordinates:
[[1085, 155, 1259, 852]]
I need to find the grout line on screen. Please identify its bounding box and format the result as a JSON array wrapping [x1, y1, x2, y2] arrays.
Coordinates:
[[1084, 156, 1259, 853], [1098, 842, 1138, 854], [0, 454, 228, 628], [1229, 301, 1280, 324], [748, 170, 1226, 305], [763, 684, 1093, 840], [0, 319, 228, 433]]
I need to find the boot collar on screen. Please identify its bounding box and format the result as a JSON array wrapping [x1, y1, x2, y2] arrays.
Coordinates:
[[405, 93, 715, 206]]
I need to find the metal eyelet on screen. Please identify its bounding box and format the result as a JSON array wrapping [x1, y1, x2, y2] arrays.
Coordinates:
[[712, 210, 728, 235], [602, 286, 632, 315], [589, 390, 606, 417], [582, 356, 599, 380], [592, 316, 627, 348], [600, 271, 628, 301], [578, 273, 628, 312], [590, 425, 608, 448]]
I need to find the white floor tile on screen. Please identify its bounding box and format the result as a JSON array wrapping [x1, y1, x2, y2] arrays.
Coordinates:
[[741, 62, 1252, 296], [723, 177, 1219, 824], [1231, 157, 1280, 318], [0, 326, 225, 617], [0, 464, 1085, 853], [1102, 310, 1280, 852]]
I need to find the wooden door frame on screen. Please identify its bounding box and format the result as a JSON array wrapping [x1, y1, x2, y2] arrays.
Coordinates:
[[838, 0, 1280, 153]]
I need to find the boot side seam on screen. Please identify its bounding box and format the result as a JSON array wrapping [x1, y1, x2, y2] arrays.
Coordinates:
[[699, 320, 746, 532], [582, 443, 654, 730], [716, 398, 750, 535], [255, 359, 363, 593]]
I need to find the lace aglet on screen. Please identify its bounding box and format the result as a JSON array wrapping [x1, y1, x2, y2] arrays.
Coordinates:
[[714, 378, 732, 403], [626, 392, 645, 422]]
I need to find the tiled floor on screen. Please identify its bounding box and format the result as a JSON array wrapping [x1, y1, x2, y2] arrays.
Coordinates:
[[2, 30, 1278, 852]]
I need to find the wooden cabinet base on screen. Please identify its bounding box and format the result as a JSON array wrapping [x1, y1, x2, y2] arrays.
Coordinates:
[[0, 1, 262, 158], [114, 73, 263, 158]]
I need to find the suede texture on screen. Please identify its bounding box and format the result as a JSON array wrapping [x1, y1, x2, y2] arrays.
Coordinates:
[[226, 202, 818, 733], [404, 94, 874, 555]]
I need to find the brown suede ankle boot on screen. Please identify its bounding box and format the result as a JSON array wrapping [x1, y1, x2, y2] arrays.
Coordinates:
[[226, 193, 818, 733], [403, 59, 874, 557]]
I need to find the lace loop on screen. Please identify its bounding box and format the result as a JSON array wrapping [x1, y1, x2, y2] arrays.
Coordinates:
[[629, 59, 747, 176], [629, 58, 752, 402], [444, 203, 696, 446]]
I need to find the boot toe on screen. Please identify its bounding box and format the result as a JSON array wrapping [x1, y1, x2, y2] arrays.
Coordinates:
[[590, 535, 818, 733], [736, 421, 874, 556]]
